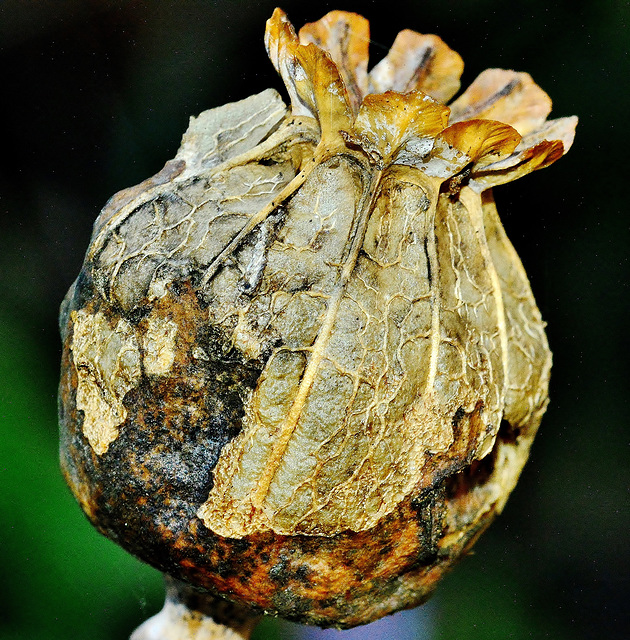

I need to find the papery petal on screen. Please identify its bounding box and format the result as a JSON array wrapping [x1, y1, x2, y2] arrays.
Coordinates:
[[421, 119, 520, 179], [299, 10, 370, 114], [468, 115, 577, 191], [354, 91, 449, 163], [368, 30, 464, 103], [440, 119, 521, 165], [469, 140, 564, 192], [265, 9, 353, 148], [265, 9, 306, 116], [449, 69, 552, 135], [295, 45, 354, 146], [517, 115, 578, 154]]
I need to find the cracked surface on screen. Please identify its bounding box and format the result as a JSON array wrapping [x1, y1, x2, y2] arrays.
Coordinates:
[[70, 309, 141, 454], [198, 167, 511, 537], [58, 7, 574, 627]]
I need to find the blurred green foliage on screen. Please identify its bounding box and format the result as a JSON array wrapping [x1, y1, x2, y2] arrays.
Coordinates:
[[0, 313, 164, 639]]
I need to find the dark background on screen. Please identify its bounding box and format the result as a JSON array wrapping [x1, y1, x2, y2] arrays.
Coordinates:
[[1, 1, 627, 639]]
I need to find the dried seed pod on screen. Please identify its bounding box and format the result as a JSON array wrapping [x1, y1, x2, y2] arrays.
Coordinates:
[[59, 7, 577, 636]]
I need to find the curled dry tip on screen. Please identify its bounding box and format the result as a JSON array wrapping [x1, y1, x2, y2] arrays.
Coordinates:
[[265, 7, 576, 186]]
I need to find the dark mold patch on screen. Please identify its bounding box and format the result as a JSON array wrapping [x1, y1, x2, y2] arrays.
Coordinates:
[[58, 278, 266, 574], [271, 588, 315, 619], [58, 271, 541, 629]]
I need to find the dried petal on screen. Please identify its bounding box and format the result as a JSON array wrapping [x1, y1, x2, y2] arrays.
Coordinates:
[[299, 10, 370, 113], [449, 69, 552, 135], [369, 29, 464, 103], [518, 114, 578, 155], [440, 119, 521, 165], [470, 139, 564, 191], [265, 8, 353, 150], [421, 119, 521, 178], [468, 116, 577, 190], [264, 9, 304, 115], [354, 91, 449, 163]]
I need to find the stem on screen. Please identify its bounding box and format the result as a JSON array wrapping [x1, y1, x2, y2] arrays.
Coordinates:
[[130, 575, 261, 640]]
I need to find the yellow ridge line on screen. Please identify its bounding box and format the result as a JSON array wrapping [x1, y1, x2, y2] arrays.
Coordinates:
[[200, 158, 315, 286], [461, 187, 509, 392], [422, 183, 443, 402], [250, 165, 383, 510]]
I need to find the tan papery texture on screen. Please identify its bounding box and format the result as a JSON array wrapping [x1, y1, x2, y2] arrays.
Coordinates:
[[59, 7, 576, 628]]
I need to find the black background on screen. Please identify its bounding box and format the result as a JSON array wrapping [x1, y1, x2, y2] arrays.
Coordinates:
[[1, 1, 628, 639]]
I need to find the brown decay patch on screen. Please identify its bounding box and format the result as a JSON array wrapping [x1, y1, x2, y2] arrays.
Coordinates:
[[60, 273, 529, 627], [136, 451, 503, 629], [161, 575, 262, 637], [59, 275, 264, 556]]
